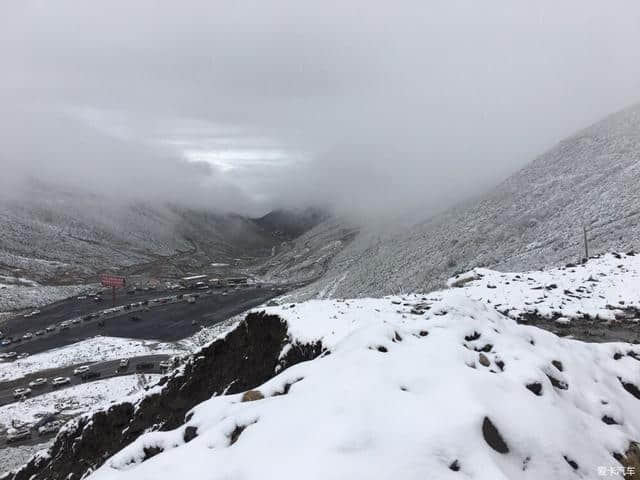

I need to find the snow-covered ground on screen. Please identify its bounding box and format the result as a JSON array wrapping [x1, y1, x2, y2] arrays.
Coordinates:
[[87, 268, 640, 479], [0, 444, 52, 478], [450, 252, 640, 324], [0, 282, 91, 313], [0, 336, 184, 383], [0, 375, 161, 429]]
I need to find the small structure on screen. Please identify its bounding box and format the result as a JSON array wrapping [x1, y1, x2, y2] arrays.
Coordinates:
[[179, 275, 208, 288]]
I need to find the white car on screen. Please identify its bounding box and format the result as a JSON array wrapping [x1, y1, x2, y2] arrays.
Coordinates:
[[38, 421, 64, 436], [17, 353, 29, 359], [159, 360, 172, 370], [52, 376, 71, 387], [73, 365, 90, 375], [5, 351, 17, 359], [28, 377, 47, 388], [22, 332, 33, 340], [13, 387, 32, 398]]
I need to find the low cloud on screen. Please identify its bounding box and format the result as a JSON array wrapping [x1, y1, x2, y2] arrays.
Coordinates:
[[2, 1, 640, 218]]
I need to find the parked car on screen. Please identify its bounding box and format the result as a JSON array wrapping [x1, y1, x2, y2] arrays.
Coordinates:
[[72, 318, 81, 324], [46, 325, 56, 332], [5, 351, 17, 359], [73, 366, 90, 376], [13, 387, 32, 398], [7, 429, 31, 443], [93, 296, 103, 303], [22, 332, 33, 340], [35, 330, 45, 336], [28, 378, 47, 388], [187, 296, 196, 304], [38, 421, 63, 436], [1, 339, 10, 346], [51, 376, 71, 387], [159, 360, 172, 371], [130, 315, 142, 322], [77, 295, 87, 300], [17, 353, 29, 359]]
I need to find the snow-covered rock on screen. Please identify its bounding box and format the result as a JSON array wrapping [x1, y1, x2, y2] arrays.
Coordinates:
[[86, 299, 640, 479]]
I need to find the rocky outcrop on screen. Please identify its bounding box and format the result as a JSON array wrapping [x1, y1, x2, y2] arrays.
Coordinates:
[[4, 311, 324, 480]]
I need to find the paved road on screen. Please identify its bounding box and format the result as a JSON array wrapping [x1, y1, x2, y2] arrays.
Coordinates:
[[0, 354, 171, 407], [0, 286, 280, 356], [1, 287, 173, 336]]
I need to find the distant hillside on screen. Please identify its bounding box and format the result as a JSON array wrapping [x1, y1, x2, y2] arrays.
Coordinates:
[[253, 208, 327, 240], [0, 183, 319, 285], [271, 102, 640, 298]]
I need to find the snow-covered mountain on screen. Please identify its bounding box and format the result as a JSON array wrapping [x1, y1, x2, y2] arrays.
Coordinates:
[[271, 103, 640, 299], [0, 182, 322, 285], [6, 253, 640, 480]]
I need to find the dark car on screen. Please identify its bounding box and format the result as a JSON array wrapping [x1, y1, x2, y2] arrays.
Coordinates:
[[7, 429, 31, 443], [130, 315, 142, 322]]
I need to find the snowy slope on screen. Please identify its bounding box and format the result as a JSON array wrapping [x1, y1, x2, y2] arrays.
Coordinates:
[[288, 103, 640, 299], [80, 263, 640, 480], [0, 183, 320, 286], [450, 252, 640, 324]]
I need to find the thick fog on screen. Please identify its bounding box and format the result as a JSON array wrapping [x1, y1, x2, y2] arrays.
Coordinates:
[[2, 1, 640, 217]]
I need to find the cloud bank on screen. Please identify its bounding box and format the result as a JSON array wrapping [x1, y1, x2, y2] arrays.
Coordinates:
[[2, 0, 640, 217]]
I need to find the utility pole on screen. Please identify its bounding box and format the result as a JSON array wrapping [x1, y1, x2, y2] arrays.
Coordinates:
[[583, 224, 589, 260]]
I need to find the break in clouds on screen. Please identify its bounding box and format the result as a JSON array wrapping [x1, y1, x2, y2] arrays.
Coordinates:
[[2, 0, 640, 217]]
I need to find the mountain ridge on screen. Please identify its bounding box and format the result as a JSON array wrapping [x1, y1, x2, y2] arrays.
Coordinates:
[[270, 102, 640, 299]]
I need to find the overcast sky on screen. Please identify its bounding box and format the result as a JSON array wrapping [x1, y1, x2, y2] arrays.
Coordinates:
[[2, 0, 640, 217]]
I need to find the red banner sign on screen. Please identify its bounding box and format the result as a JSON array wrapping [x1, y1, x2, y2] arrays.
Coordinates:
[[100, 275, 126, 288]]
